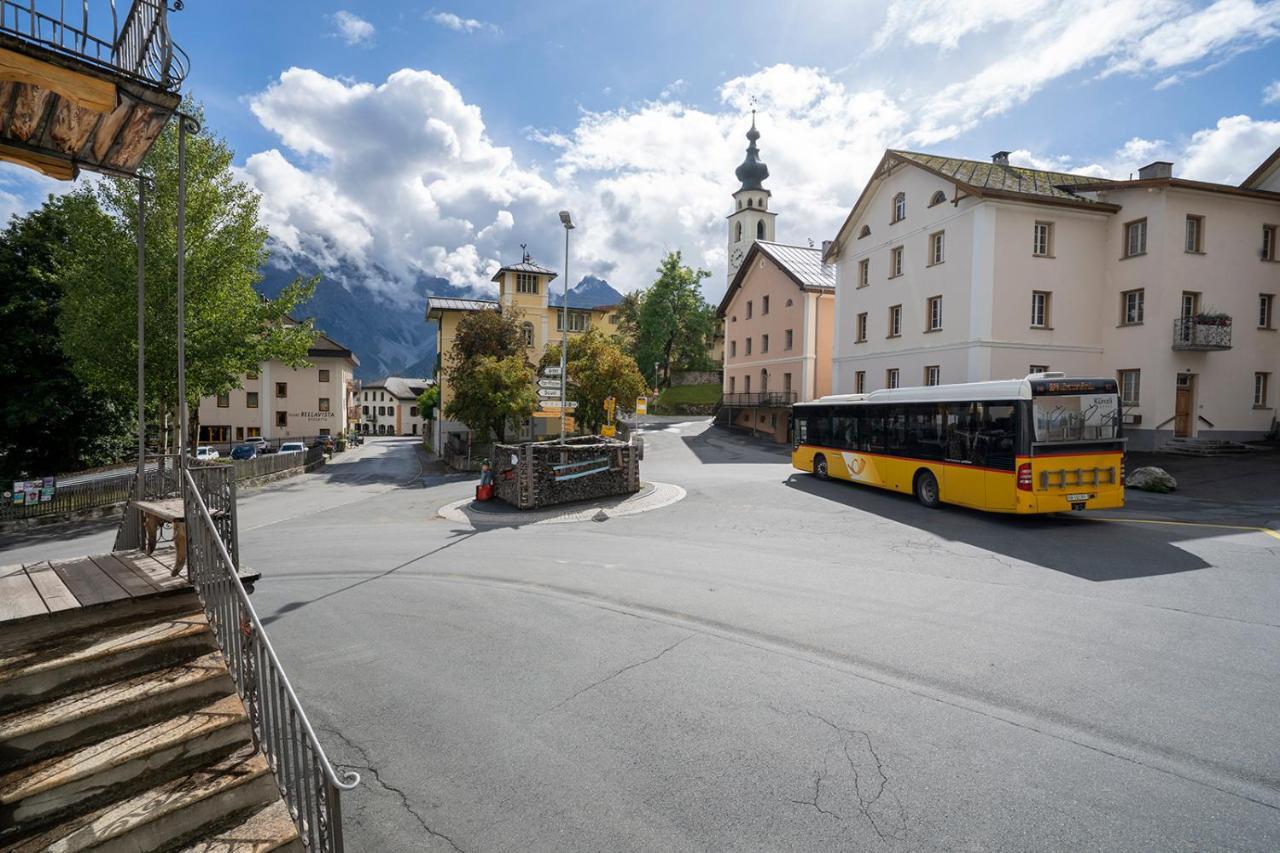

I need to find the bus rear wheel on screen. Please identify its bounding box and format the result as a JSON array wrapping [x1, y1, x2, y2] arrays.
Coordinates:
[[813, 454, 829, 480], [914, 470, 941, 508]]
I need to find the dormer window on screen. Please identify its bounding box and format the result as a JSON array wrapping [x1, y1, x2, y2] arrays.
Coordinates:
[[892, 192, 906, 223], [516, 273, 539, 294]]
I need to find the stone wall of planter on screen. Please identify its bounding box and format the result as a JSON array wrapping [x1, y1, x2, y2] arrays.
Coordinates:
[[491, 436, 640, 509]]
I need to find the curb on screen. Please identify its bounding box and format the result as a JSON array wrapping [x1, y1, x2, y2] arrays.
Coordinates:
[[437, 482, 687, 526]]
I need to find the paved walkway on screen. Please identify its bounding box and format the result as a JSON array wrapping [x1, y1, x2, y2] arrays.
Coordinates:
[[437, 481, 686, 526]]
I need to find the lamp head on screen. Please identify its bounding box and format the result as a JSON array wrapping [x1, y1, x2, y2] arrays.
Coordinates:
[[558, 210, 575, 230]]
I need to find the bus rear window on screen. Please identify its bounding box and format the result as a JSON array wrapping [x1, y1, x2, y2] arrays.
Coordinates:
[[1033, 394, 1119, 442]]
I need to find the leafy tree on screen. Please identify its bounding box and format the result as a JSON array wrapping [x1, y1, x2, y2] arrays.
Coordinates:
[[417, 385, 440, 421], [539, 328, 646, 434], [610, 290, 643, 355], [444, 355, 536, 443], [57, 102, 316, 451], [634, 251, 716, 387], [442, 308, 531, 442], [0, 197, 133, 478]]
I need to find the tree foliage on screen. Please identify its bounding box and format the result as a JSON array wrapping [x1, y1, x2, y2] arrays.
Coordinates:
[[416, 385, 440, 420], [539, 328, 647, 434], [56, 102, 316, 447], [445, 356, 536, 443], [442, 308, 533, 441], [0, 197, 132, 477], [633, 252, 716, 387]]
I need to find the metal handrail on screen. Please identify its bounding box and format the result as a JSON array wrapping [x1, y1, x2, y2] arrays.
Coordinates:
[[182, 469, 358, 853], [0, 0, 186, 89]]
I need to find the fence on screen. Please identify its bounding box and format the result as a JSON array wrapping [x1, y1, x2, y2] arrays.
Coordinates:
[[491, 436, 640, 509], [3, 454, 180, 525], [219, 446, 326, 482], [182, 468, 356, 852]]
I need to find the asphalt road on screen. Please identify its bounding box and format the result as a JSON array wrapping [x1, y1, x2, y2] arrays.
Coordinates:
[[4, 426, 1279, 852]]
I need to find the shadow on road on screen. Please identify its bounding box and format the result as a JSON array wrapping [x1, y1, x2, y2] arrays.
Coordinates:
[[783, 474, 1221, 581], [680, 427, 790, 465]]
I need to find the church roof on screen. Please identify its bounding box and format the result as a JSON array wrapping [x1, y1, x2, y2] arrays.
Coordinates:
[[734, 113, 769, 192], [717, 240, 833, 317]]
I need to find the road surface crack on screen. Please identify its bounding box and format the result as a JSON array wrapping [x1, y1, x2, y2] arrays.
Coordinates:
[[775, 707, 910, 843], [541, 634, 694, 716], [320, 726, 465, 852]]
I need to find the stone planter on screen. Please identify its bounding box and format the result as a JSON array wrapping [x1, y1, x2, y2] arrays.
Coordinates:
[[491, 436, 641, 509]]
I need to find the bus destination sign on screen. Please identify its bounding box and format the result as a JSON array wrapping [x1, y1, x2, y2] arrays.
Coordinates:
[[1030, 378, 1117, 396]]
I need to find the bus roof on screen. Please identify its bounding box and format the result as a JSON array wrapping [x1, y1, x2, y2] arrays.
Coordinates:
[[795, 374, 1115, 406]]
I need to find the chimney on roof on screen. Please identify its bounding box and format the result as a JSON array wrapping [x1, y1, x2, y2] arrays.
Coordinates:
[[1137, 161, 1173, 180], [821, 239, 833, 258], [991, 151, 1011, 166]]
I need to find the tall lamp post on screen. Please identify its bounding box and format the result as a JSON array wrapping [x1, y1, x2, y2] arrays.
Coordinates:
[[558, 210, 575, 442]]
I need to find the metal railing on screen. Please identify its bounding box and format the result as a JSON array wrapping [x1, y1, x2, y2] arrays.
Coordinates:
[[1172, 316, 1232, 350], [721, 391, 798, 407], [182, 467, 358, 852], [0, 0, 187, 89]]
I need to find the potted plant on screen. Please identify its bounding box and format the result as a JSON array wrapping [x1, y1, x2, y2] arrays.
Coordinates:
[[1193, 310, 1231, 327]]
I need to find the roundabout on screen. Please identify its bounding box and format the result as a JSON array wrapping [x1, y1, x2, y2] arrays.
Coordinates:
[[436, 481, 686, 526]]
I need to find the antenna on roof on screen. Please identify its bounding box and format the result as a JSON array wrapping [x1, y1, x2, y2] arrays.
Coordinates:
[[808, 237, 814, 247], [520, 242, 529, 263]]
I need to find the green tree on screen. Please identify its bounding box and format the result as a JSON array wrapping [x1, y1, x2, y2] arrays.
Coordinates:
[[444, 355, 536, 443], [442, 308, 531, 442], [0, 197, 133, 478], [539, 328, 646, 434], [417, 385, 440, 421], [610, 290, 643, 355], [634, 251, 716, 388], [57, 102, 316, 450]]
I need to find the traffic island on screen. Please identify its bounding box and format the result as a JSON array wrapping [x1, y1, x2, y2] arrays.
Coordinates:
[[437, 481, 685, 526], [490, 436, 641, 509]]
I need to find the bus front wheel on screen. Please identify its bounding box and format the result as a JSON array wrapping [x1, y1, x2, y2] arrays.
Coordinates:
[[813, 454, 829, 480], [914, 470, 941, 508]]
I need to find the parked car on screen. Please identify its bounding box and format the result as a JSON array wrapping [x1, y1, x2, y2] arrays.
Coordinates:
[[229, 444, 258, 460], [245, 436, 268, 451], [312, 435, 336, 451], [278, 441, 306, 454], [194, 446, 219, 461]]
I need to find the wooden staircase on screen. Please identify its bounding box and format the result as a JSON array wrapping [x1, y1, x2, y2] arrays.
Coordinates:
[[0, 593, 302, 852]]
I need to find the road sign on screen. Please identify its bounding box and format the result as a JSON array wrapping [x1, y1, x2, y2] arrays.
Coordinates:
[[541, 366, 562, 377], [537, 388, 564, 398], [537, 378, 565, 389], [636, 397, 648, 415], [541, 400, 578, 409], [601, 424, 616, 437]]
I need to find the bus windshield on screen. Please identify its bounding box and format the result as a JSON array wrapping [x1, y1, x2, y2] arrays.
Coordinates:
[[1032, 393, 1120, 443]]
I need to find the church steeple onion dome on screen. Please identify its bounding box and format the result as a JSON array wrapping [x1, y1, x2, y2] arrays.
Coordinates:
[[734, 112, 769, 192]]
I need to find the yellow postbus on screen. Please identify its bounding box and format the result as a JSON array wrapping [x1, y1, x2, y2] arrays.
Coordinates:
[[791, 374, 1125, 513]]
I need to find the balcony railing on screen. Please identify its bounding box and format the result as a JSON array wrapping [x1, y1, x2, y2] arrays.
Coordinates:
[[722, 391, 798, 407], [0, 0, 188, 89], [1172, 316, 1232, 351]]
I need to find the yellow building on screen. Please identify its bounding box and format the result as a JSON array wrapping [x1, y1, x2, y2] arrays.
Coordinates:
[[425, 253, 615, 454]]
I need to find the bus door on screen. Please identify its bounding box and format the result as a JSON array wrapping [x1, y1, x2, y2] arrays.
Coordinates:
[[943, 403, 986, 508], [979, 403, 1019, 511]]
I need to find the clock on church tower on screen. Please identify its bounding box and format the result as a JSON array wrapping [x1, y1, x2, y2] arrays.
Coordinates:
[[726, 112, 777, 283]]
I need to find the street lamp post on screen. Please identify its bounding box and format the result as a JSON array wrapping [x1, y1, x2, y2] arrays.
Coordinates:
[[558, 210, 575, 442]]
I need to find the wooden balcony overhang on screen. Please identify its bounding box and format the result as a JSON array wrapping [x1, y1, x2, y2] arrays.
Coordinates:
[[0, 35, 179, 180]]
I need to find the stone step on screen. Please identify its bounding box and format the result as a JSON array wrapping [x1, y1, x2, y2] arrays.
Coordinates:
[[0, 608, 216, 711], [0, 651, 234, 772], [0, 693, 252, 838], [178, 798, 305, 853], [6, 746, 278, 853]]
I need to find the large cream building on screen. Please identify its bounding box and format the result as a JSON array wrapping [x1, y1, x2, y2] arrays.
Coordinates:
[[425, 253, 616, 454], [355, 377, 432, 436], [825, 148, 1280, 449], [196, 330, 359, 446]]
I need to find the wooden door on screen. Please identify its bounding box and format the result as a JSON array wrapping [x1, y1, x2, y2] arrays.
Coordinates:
[[1174, 386, 1192, 437]]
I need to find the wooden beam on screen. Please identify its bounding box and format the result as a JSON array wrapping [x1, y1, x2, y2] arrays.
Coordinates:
[[48, 98, 100, 155], [8, 83, 51, 141], [0, 141, 75, 180], [0, 45, 116, 113]]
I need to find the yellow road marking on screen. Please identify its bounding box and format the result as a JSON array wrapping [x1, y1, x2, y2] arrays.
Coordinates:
[[1071, 516, 1280, 541]]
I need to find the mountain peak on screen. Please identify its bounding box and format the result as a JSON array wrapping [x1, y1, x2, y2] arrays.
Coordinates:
[[550, 275, 624, 308]]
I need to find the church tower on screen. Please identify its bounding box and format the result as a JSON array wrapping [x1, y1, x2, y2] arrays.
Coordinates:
[[726, 112, 776, 283]]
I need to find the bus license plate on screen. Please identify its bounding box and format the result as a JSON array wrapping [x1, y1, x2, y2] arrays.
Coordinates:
[[1066, 493, 1091, 502]]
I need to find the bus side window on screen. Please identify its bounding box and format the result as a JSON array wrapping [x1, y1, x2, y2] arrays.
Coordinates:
[[906, 404, 944, 460], [980, 404, 1017, 470], [793, 414, 806, 446], [863, 407, 884, 451], [810, 410, 831, 447], [832, 415, 856, 450], [945, 403, 978, 462]]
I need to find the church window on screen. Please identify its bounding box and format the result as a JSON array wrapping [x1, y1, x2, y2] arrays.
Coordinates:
[[735, 221, 742, 242], [747, 198, 753, 208], [522, 322, 534, 347], [858, 225, 871, 239], [737, 200, 742, 210], [756, 220, 765, 239], [929, 190, 947, 207]]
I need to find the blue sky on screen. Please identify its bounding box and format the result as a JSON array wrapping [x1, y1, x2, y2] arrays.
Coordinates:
[[3, 1, 1279, 302]]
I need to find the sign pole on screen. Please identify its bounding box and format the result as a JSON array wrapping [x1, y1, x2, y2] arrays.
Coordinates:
[[560, 226, 569, 443]]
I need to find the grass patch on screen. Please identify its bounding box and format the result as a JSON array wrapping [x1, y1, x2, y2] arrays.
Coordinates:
[[654, 383, 722, 413]]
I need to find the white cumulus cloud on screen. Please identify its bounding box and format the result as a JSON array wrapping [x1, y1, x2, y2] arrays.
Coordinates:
[[1265, 80, 1280, 103], [429, 11, 496, 33], [329, 10, 375, 46]]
